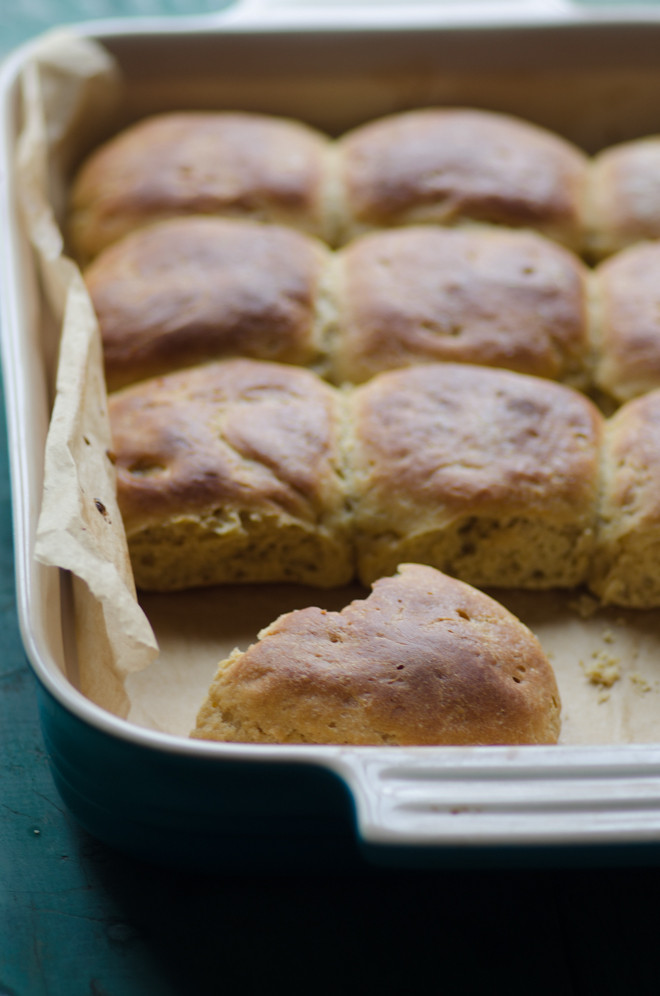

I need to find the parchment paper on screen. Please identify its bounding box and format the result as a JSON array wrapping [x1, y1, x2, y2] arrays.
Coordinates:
[[17, 31, 660, 742], [20, 32, 158, 717]]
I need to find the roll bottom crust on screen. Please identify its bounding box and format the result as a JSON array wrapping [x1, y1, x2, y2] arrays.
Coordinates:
[[110, 360, 615, 598]]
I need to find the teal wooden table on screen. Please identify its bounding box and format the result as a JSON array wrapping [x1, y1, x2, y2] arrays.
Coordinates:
[[2, 3, 660, 993]]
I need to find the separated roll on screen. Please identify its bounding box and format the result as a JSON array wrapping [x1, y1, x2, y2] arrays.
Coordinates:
[[192, 563, 561, 746]]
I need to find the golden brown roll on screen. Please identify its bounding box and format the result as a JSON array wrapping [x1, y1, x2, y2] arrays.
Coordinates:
[[83, 217, 336, 391], [590, 389, 660, 608], [347, 363, 604, 589], [330, 226, 590, 386], [67, 111, 335, 262], [108, 359, 353, 591], [586, 136, 660, 259], [191, 563, 561, 746], [335, 107, 589, 250], [590, 240, 660, 403]]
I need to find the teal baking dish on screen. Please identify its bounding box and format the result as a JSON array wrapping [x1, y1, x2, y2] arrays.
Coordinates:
[[5, 0, 660, 871]]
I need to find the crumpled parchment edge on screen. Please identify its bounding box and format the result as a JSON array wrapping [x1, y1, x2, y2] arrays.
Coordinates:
[[17, 31, 159, 717]]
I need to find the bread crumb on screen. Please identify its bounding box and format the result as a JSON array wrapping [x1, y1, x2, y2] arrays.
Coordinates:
[[597, 691, 611, 705], [581, 650, 621, 688], [568, 593, 600, 618], [629, 672, 653, 694], [601, 629, 615, 644]]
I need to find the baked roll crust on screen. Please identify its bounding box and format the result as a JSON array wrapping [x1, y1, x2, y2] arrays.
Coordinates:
[[331, 226, 590, 386], [84, 217, 335, 390], [68, 111, 335, 262], [335, 107, 588, 250], [586, 136, 660, 259], [590, 389, 660, 608], [108, 359, 353, 590], [348, 363, 603, 588], [192, 563, 561, 746], [590, 241, 660, 403]]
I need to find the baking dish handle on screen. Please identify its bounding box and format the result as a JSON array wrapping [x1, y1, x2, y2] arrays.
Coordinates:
[[332, 745, 660, 857], [217, 0, 602, 27]]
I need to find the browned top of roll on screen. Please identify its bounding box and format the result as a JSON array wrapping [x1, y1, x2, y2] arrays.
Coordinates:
[[587, 137, 660, 259], [591, 240, 660, 402], [68, 111, 334, 261], [109, 359, 347, 535], [337, 108, 588, 248], [348, 363, 603, 533], [192, 563, 561, 746], [84, 217, 333, 390], [333, 226, 589, 384]]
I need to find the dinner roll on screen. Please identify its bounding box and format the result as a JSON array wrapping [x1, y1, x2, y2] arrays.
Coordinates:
[[84, 217, 336, 390], [330, 226, 590, 386], [67, 111, 335, 262], [590, 389, 660, 608], [108, 359, 353, 590], [334, 107, 588, 250], [590, 240, 660, 403], [191, 563, 561, 746], [586, 136, 660, 259], [347, 363, 604, 589]]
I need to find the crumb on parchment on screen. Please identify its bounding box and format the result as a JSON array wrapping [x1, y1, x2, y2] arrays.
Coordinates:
[[581, 649, 621, 689], [629, 672, 653, 694]]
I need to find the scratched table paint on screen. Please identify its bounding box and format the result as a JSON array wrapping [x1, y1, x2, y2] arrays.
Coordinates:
[[2, 3, 660, 995]]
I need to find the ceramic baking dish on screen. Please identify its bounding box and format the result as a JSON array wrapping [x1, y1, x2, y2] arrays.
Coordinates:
[[5, 0, 660, 871]]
